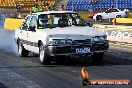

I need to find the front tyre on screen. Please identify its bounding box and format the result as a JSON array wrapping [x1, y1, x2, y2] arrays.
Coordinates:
[[116, 15, 122, 18], [92, 53, 104, 64], [39, 44, 50, 65], [18, 42, 29, 57], [96, 15, 102, 21]]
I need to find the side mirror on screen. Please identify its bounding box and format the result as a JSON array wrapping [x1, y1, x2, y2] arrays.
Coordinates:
[[29, 26, 36, 32], [86, 22, 93, 27]]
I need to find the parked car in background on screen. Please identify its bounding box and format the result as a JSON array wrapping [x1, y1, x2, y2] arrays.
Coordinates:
[[15, 11, 109, 65], [93, 8, 129, 21]]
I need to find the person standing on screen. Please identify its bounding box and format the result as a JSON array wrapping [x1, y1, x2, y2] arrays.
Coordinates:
[[15, 2, 21, 18], [59, 4, 65, 11]]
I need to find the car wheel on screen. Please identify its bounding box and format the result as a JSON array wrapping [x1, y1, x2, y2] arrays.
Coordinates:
[[92, 53, 104, 64], [116, 15, 122, 18], [18, 41, 29, 57], [96, 15, 102, 21], [39, 44, 50, 64]]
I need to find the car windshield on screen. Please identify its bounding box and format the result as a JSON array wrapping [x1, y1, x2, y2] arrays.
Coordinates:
[[38, 13, 88, 29]]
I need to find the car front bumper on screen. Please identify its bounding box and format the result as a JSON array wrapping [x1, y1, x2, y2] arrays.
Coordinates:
[[92, 40, 109, 53], [45, 40, 109, 57]]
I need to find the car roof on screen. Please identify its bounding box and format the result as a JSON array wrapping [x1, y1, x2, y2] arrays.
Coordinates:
[[32, 11, 76, 15], [108, 8, 120, 10]]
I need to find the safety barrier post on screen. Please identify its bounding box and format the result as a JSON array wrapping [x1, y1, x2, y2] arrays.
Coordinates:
[[113, 18, 116, 25]]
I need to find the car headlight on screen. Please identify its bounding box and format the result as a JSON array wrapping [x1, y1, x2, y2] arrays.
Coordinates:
[[49, 39, 72, 45], [91, 36, 107, 42]]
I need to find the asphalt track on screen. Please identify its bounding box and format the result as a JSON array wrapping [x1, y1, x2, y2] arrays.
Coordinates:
[[0, 16, 132, 88]]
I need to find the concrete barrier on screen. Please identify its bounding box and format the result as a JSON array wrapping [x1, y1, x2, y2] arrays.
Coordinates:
[[79, 13, 89, 20], [94, 24, 132, 47], [112, 18, 132, 24], [4, 18, 24, 30], [128, 13, 132, 18], [106, 30, 132, 44]]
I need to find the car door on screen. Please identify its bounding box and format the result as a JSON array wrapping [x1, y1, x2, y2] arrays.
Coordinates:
[[19, 15, 32, 50], [26, 15, 39, 53], [111, 9, 120, 18], [105, 9, 113, 19]]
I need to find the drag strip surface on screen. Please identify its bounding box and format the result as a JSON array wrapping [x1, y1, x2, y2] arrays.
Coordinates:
[[0, 28, 132, 88]]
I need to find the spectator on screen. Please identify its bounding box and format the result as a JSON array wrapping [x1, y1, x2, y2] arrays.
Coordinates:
[[111, 4, 114, 9], [48, 6, 53, 11], [59, 4, 65, 11], [15, 2, 21, 18], [45, 3, 49, 7], [15, 2, 21, 10], [43, 3, 51, 11], [15, 3, 21, 14], [32, 4, 42, 13]]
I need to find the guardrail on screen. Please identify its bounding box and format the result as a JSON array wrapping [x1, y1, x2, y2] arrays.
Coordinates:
[[112, 18, 132, 24]]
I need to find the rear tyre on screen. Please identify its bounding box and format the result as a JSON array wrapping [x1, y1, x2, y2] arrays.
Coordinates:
[[18, 42, 29, 57], [92, 53, 104, 64], [116, 15, 122, 18], [39, 44, 51, 65]]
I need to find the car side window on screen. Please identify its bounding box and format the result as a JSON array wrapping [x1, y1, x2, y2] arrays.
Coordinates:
[[29, 16, 37, 31], [112, 9, 119, 12], [106, 9, 112, 13], [21, 16, 31, 30], [38, 15, 48, 29]]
